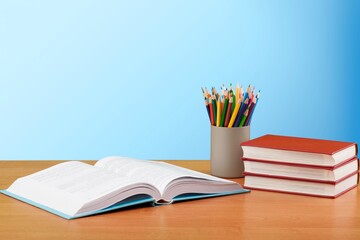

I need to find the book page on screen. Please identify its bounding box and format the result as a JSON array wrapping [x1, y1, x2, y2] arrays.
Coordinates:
[[7, 161, 156, 216], [95, 156, 234, 195]]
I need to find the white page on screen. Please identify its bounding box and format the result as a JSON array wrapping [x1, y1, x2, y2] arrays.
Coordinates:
[[7, 161, 147, 216], [95, 156, 234, 195]]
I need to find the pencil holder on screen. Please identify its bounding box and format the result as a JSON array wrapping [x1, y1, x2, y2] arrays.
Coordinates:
[[210, 125, 250, 178]]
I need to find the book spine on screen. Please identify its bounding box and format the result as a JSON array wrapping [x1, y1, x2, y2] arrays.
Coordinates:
[[356, 143, 359, 156]]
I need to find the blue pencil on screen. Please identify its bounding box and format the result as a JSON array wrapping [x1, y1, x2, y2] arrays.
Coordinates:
[[245, 91, 260, 126], [244, 102, 256, 126], [234, 98, 249, 127], [205, 98, 211, 121]]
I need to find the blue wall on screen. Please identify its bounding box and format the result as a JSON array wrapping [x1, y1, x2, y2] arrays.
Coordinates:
[[0, 1, 359, 160]]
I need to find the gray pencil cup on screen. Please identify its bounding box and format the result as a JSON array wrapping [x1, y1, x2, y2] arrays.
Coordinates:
[[210, 126, 250, 178]]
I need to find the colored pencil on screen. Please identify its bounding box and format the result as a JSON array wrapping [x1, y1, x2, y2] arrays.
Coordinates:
[[202, 84, 260, 127], [220, 95, 224, 115], [243, 84, 250, 101], [205, 98, 211, 121], [228, 98, 241, 128], [233, 98, 249, 127], [220, 93, 229, 127], [216, 97, 221, 127], [244, 99, 256, 126], [209, 100, 215, 125], [212, 87, 219, 100], [211, 95, 217, 123], [231, 92, 236, 113], [239, 109, 249, 127], [245, 91, 260, 126], [224, 96, 233, 127], [235, 83, 240, 102]]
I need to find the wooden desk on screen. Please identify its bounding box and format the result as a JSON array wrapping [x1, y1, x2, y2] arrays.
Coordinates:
[[0, 161, 359, 240]]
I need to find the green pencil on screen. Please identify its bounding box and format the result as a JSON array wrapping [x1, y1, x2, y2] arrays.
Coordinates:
[[239, 109, 249, 127], [220, 93, 229, 127], [211, 95, 217, 123]]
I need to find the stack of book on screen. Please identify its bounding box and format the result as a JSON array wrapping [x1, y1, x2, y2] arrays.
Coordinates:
[[241, 135, 359, 198]]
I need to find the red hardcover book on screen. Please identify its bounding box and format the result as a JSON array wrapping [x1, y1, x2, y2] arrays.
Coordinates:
[[241, 135, 358, 167], [243, 171, 359, 198], [243, 157, 359, 183]]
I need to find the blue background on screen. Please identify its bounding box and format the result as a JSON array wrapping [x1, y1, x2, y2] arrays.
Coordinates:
[[0, 1, 359, 160]]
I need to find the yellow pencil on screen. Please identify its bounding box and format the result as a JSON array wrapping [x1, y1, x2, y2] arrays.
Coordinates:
[[228, 99, 241, 128], [216, 97, 221, 127], [235, 83, 240, 102]]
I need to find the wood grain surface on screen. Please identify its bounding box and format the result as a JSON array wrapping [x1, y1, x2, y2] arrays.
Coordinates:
[[0, 160, 359, 240]]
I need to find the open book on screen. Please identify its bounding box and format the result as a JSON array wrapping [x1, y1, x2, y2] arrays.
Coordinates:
[[1, 156, 249, 219]]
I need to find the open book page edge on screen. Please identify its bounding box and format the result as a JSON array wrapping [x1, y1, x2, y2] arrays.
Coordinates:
[[0, 190, 73, 220], [171, 189, 250, 203], [1, 189, 251, 219], [0, 190, 155, 220], [73, 195, 155, 219]]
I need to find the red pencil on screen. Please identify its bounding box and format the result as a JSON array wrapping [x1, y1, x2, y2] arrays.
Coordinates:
[[209, 99, 215, 125]]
